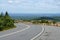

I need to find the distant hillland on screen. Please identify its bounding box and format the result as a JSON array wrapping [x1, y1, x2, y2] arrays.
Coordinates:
[[9, 13, 60, 22]]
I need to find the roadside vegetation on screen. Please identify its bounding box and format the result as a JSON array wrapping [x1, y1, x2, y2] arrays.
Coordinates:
[[23, 20, 60, 27], [0, 12, 16, 31], [21, 20, 56, 24], [13, 15, 60, 27], [16, 19, 59, 27]]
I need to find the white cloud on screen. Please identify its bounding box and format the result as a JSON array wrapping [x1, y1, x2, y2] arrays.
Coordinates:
[[8, 0, 20, 4], [0, 0, 60, 13], [15, 0, 20, 3], [8, 0, 13, 4]]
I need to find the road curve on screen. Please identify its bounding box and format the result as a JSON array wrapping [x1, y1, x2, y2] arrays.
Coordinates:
[[0, 23, 44, 40]]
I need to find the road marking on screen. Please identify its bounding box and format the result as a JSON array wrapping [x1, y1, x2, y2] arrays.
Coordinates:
[[31, 26, 45, 40], [0, 25, 30, 38]]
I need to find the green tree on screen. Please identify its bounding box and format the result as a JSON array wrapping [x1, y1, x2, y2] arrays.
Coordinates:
[[4, 11, 14, 27], [53, 21, 56, 24], [0, 11, 15, 31], [5, 11, 9, 16], [0, 12, 3, 17]]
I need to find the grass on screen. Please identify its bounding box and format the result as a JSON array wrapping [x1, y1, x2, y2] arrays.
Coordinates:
[[0, 25, 16, 31]]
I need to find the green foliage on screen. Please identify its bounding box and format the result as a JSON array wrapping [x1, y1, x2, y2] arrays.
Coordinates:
[[31, 19, 56, 24], [0, 11, 15, 31], [0, 12, 3, 17], [40, 20, 48, 23], [52, 21, 56, 24]]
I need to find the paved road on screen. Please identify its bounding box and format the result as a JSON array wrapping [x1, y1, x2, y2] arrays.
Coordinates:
[[0, 23, 27, 36], [0, 23, 43, 40]]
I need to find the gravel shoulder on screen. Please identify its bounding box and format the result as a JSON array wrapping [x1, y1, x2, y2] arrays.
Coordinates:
[[37, 25, 60, 40]]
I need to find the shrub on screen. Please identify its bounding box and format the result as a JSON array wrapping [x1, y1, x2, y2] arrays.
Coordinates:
[[0, 11, 15, 31]]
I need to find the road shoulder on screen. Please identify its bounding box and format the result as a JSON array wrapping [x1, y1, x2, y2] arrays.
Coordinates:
[[37, 25, 60, 40]]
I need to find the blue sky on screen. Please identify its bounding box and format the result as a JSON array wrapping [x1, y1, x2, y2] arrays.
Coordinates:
[[0, 0, 60, 14]]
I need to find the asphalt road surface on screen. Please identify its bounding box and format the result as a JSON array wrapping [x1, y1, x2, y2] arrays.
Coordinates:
[[0, 23, 43, 40]]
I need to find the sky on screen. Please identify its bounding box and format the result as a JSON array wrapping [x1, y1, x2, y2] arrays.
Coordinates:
[[0, 0, 60, 14]]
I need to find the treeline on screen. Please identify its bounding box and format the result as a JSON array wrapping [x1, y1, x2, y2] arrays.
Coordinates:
[[33, 17, 54, 20], [0, 12, 15, 31]]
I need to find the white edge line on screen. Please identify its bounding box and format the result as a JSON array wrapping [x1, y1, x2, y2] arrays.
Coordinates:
[[0, 25, 30, 38], [31, 26, 45, 40]]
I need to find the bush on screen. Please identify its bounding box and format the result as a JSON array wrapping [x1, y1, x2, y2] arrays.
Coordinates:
[[0, 26, 4, 31], [0, 11, 15, 31]]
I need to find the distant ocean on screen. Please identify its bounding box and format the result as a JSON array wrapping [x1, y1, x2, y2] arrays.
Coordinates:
[[10, 13, 60, 17], [9, 13, 60, 20], [10, 13, 60, 20]]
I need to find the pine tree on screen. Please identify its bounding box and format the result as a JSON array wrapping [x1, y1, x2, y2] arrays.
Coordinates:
[[0, 11, 15, 31], [0, 12, 3, 17], [5, 11, 9, 16]]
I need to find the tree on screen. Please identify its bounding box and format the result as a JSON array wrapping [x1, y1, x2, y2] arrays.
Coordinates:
[[53, 21, 56, 24], [5, 11, 9, 16], [0, 12, 3, 17], [4, 11, 14, 27], [0, 11, 15, 31]]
